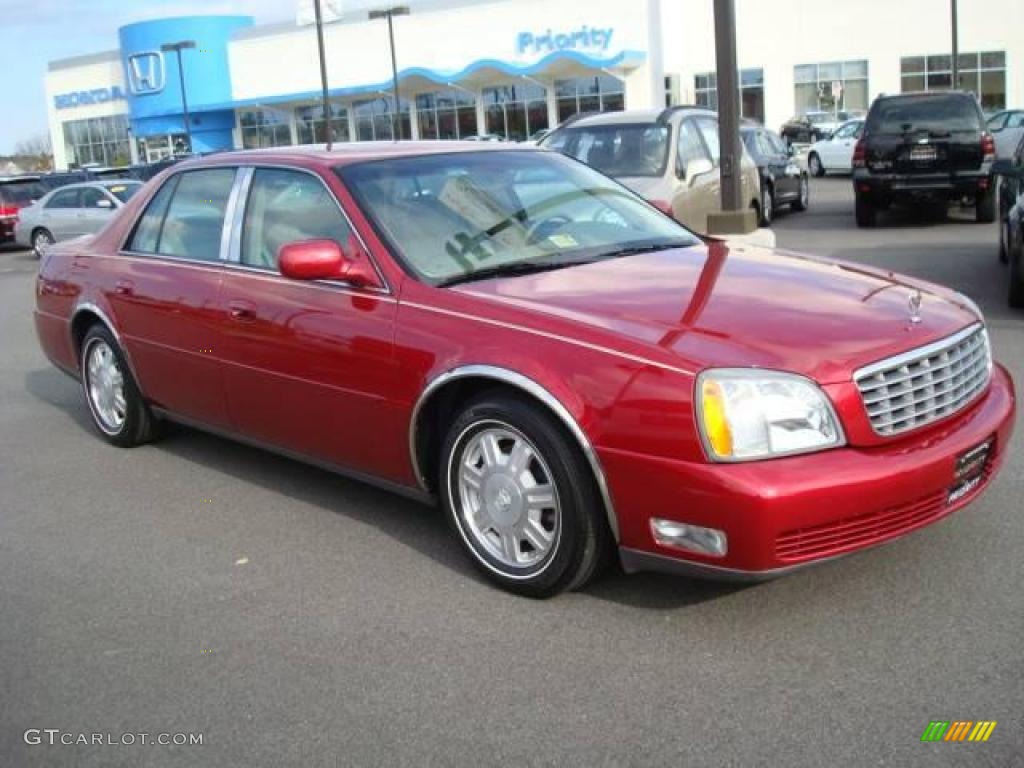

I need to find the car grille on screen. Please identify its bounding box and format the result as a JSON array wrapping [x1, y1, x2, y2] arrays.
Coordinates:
[[775, 464, 993, 562], [854, 326, 991, 437]]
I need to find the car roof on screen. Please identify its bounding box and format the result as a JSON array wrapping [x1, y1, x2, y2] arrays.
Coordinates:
[[0, 175, 43, 184], [558, 107, 714, 129], [180, 141, 543, 170], [46, 181, 135, 193]]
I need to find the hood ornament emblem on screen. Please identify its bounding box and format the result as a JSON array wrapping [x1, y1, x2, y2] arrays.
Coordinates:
[[908, 290, 923, 325]]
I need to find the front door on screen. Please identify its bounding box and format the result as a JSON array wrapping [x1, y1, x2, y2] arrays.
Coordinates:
[[77, 186, 118, 235], [673, 118, 718, 233], [218, 166, 404, 481], [107, 167, 237, 427], [41, 187, 84, 241]]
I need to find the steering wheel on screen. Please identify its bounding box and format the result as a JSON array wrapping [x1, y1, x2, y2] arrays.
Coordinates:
[[526, 215, 573, 244]]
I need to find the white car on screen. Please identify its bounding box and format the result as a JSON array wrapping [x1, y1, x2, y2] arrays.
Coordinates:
[[807, 119, 864, 176], [988, 109, 1024, 159], [14, 180, 141, 256]]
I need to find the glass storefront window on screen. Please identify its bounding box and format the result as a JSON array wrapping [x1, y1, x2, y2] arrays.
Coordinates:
[[352, 96, 410, 141], [240, 108, 293, 149], [694, 68, 765, 124], [793, 60, 869, 114], [415, 89, 477, 140], [296, 102, 350, 144], [61, 114, 131, 168], [554, 75, 624, 123], [900, 51, 1006, 110], [482, 83, 548, 141]]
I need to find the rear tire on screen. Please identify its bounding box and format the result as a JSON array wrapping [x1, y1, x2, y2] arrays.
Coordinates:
[[855, 195, 876, 227], [440, 392, 610, 598], [80, 325, 159, 447], [976, 187, 996, 223], [808, 153, 825, 177]]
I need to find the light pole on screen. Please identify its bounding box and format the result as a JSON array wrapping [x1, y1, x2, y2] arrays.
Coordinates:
[[161, 41, 196, 154], [313, 0, 333, 149], [368, 6, 410, 140], [951, 0, 959, 90]]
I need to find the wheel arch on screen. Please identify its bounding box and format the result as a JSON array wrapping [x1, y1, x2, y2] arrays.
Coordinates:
[[69, 302, 142, 386], [410, 365, 619, 542]]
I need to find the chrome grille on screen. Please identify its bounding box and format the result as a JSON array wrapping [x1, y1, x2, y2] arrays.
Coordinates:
[[855, 325, 991, 437]]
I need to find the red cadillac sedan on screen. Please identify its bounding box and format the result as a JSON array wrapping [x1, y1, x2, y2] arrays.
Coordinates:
[[34, 143, 1016, 597]]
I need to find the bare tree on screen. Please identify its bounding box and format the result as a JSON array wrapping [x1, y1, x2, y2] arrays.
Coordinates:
[[14, 132, 54, 171]]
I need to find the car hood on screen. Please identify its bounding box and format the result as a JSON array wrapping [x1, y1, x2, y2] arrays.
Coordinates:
[[453, 242, 981, 384]]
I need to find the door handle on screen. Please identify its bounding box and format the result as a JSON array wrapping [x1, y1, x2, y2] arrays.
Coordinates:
[[228, 300, 256, 321], [114, 280, 134, 296]]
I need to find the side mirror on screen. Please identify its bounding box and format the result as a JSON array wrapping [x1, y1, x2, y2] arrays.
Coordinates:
[[278, 238, 377, 287], [685, 157, 714, 185], [96, 198, 114, 209]]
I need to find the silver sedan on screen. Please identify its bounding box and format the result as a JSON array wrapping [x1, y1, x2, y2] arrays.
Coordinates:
[[15, 180, 142, 256]]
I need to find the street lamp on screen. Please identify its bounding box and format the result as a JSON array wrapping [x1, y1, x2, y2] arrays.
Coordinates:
[[368, 6, 410, 140], [161, 40, 197, 154]]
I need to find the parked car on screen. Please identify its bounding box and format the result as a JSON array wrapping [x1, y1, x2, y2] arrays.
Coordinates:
[[740, 126, 809, 224], [987, 109, 1024, 159], [14, 180, 142, 256], [995, 134, 1024, 307], [39, 171, 93, 192], [0, 175, 48, 246], [541, 107, 763, 233], [780, 111, 862, 145], [807, 119, 865, 176], [33, 144, 1016, 597], [853, 91, 996, 227]]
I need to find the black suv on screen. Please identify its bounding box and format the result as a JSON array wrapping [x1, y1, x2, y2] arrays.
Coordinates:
[[852, 91, 996, 227]]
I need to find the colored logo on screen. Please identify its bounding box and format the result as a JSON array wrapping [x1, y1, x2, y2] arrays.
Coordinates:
[[921, 721, 997, 742], [127, 52, 166, 95]]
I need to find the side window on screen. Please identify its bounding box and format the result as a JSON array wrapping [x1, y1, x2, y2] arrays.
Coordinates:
[[1008, 113, 1024, 129], [128, 176, 179, 253], [756, 133, 776, 157], [241, 168, 352, 270], [677, 120, 709, 173], [695, 117, 721, 165], [80, 188, 111, 209], [854, 122, 865, 138], [46, 189, 80, 209], [158, 169, 238, 262]]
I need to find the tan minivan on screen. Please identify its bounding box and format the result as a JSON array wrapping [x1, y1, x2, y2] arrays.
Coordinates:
[[541, 107, 763, 234]]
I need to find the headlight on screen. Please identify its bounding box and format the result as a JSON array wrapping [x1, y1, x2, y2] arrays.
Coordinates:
[[697, 369, 844, 462]]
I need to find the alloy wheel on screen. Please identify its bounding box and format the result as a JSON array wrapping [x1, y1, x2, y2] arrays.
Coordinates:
[[84, 339, 127, 435], [454, 423, 560, 570]]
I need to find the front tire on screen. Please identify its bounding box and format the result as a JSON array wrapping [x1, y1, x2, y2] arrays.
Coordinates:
[[440, 393, 609, 597], [791, 175, 809, 212], [759, 184, 773, 226], [31, 228, 54, 258], [855, 194, 876, 227], [808, 153, 825, 177], [977, 186, 996, 223], [80, 325, 158, 447]]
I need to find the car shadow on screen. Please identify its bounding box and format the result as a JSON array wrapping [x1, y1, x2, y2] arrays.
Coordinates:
[[23, 366, 739, 610]]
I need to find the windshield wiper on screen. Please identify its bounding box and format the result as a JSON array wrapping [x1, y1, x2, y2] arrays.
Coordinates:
[[438, 259, 591, 288], [588, 241, 693, 260]]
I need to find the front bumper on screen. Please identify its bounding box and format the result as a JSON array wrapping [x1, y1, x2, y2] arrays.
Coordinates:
[[606, 364, 1016, 580]]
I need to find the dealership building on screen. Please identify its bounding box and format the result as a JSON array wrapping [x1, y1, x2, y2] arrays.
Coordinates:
[[44, 0, 1023, 170]]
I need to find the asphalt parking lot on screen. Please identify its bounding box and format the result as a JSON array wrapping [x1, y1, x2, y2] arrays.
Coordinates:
[[1, 177, 1021, 767]]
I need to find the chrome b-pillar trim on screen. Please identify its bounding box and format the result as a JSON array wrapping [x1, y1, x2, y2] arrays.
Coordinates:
[[409, 365, 620, 542]]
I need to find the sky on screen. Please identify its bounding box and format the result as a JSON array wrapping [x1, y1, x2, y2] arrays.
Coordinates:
[[0, 0, 295, 155]]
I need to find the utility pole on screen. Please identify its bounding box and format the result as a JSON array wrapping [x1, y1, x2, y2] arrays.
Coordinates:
[[706, 0, 756, 235], [313, 0, 333, 149], [951, 0, 959, 90]]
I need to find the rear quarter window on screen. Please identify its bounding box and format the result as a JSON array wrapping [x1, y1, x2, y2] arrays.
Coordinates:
[[0, 181, 47, 205]]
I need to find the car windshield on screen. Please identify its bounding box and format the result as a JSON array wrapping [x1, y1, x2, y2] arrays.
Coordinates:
[[105, 183, 141, 203], [544, 123, 671, 178], [867, 95, 982, 134], [338, 150, 699, 285], [0, 181, 47, 205]]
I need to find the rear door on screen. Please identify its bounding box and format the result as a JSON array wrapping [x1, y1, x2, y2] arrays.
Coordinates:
[[110, 167, 237, 427], [217, 166, 402, 479]]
